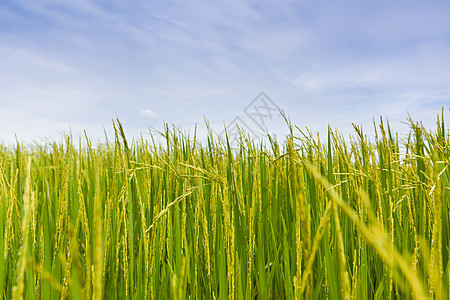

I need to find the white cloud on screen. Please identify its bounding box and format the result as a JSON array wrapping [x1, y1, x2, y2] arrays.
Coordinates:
[[1, 0, 450, 144], [138, 109, 157, 119]]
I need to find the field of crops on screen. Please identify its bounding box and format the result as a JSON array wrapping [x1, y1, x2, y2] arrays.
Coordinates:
[[0, 115, 449, 299]]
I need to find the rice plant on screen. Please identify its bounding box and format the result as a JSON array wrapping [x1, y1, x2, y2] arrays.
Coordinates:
[[0, 113, 449, 299]]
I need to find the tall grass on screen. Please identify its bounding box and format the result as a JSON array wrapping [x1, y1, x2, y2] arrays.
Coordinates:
[[0, 114, 449, 299]]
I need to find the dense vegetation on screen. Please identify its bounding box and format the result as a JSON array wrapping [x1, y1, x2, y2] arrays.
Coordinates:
[[1, 114, 449, 299]]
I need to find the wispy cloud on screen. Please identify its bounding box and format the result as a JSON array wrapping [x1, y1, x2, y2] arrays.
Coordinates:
[[0, 0, 449, 144], [138, 109, 157, 119]]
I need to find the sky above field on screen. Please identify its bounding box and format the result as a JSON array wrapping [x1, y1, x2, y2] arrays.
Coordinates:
[[1, 0, 450, 145]]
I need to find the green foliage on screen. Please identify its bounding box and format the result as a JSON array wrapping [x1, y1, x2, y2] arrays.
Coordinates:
[[0, 114, 449, 299]]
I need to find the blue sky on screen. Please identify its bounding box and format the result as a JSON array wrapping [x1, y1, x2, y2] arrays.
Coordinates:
[[1, 0, 450, 144]]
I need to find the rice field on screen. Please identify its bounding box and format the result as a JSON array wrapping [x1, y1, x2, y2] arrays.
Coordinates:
[[0, 114, 449, 299]]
